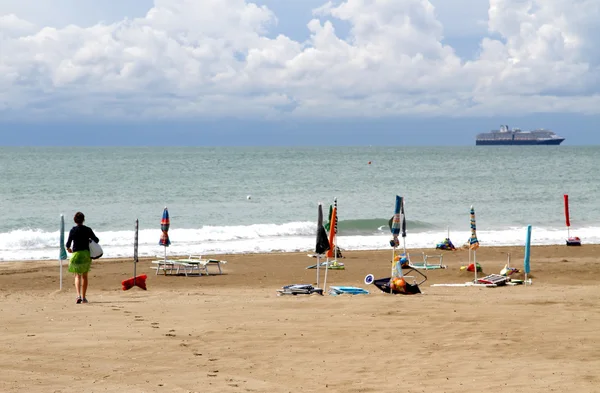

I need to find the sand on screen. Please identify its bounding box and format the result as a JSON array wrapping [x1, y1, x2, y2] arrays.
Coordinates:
[[1, 245, 600, 393]]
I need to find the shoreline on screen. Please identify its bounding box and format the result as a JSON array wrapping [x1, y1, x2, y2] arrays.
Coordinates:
[[1, 242, 596, 266]]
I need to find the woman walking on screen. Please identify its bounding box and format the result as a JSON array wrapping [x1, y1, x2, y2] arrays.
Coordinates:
[[66, 212, 99, 304]]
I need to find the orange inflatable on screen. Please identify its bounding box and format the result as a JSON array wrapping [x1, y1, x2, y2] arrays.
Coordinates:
[[122, 274, 148, 291]]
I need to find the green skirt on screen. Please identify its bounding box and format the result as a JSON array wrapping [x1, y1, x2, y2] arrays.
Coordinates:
[[69, 250, 92, 274]]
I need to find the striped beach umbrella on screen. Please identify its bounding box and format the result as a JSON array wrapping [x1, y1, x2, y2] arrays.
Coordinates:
[[159, 207, 171, 261], [159, 207, 171, 247], [390, 195, 402, 247], [389, 195, 404, 292], [469, 205, 479, 250]]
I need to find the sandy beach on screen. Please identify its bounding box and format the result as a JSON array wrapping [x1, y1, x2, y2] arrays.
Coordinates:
[[1, 245, 600, 392]]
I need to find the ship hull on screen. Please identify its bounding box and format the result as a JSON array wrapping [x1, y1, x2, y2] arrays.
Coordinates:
[[476, 138, 565, 146]]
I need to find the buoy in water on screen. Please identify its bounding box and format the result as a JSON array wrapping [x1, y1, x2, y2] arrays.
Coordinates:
[[368, 161, 372, 165], [247, 195, 251, 200]]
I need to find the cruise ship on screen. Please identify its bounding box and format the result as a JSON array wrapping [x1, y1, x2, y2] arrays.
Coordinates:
[[476, 125, 565, 145]]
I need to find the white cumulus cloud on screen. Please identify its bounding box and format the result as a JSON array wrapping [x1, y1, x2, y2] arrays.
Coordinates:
[[0, 0, 599, 121]]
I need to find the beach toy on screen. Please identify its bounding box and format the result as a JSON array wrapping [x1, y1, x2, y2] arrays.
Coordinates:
[[460, 263, 482, 272], [500, 264, 519, 276], [122, 274, 148, 291], [391, 277, 406, 292]]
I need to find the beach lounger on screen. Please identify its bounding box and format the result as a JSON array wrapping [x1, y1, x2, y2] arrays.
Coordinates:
[[151, 259, 201, 276], [174, 255, 227, 275]]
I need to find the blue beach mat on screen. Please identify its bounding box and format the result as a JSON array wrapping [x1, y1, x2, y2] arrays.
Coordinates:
[[328, 286, 369, 296]]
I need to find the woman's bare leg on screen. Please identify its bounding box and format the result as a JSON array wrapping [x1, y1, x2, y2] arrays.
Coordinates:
[[81, 272, 88, 300], [74, 274, 81, 298]]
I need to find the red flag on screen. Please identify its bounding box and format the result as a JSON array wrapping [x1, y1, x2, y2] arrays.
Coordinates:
[[564, 194, 570, 227]]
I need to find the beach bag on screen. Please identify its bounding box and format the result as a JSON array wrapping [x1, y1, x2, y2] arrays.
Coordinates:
[[89, 239, 103, 260]]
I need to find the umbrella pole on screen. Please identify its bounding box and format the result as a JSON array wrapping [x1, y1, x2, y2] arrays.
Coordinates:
[[59, 259, 63, 290], [316, 255, 320, 288], [391, 246, 396, 294], [473, 250, 478, 282], [323, 255, 329, 294]]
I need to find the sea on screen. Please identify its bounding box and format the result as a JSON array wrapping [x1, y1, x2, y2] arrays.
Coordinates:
[[1, 146, 599, 262]]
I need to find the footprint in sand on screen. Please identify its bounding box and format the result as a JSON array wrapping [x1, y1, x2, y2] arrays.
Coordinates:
[[151, 322, 159, 329]]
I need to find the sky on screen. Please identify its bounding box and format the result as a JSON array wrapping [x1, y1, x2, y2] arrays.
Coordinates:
[[1, 0, 599, 145]]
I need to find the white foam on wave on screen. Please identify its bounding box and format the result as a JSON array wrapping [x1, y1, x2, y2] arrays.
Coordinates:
[[0, 224, 598, 261]]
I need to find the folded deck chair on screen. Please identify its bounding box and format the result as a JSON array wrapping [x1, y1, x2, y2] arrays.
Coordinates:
[[476, 274, 509, 286], [407, 252, 447, 270], [277, 284, 324, 296], [306, 260, 345, 270]]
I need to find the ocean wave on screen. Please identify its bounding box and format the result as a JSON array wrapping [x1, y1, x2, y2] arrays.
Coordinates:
[[1, 223, 598, 261]]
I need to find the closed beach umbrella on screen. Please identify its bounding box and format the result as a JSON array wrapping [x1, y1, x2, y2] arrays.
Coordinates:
[[524, 225, 532, 283], [133, 219, 139, 286], [390, 195, 402, 246], [469, 205, 480, 281], [59, 214, 68, 290], [159, 207, 171, 260], [315, 203, 330, 288], [389, 195, 404, 293], [469, 205, 479, 250], [315, 203, 330, 255]]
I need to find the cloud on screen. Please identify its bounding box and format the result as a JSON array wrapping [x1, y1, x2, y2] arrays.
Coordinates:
[[0, 0, 599, 121]]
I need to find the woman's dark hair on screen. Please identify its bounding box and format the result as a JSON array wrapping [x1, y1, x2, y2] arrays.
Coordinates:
[[74, 212, 85, 225]]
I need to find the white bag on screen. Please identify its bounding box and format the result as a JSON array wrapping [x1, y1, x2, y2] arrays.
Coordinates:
[[89, 239, 103, 260]]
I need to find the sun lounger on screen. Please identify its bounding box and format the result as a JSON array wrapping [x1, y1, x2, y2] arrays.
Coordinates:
[[174, 255, 227, 275], [151, 259, 202, 276]]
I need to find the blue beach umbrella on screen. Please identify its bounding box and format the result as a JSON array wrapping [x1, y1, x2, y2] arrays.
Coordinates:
[[59, 214, 68, 290], [524, 225, 532, 282]]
